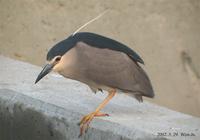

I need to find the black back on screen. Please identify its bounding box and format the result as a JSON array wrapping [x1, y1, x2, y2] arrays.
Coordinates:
[[47, 32, 144, 64]]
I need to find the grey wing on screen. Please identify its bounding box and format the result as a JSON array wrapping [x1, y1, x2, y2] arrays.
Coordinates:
[[74, 42, 154, 98]]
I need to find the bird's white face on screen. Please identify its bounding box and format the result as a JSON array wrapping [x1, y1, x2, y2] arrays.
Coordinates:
[[35, 47, 77, 84], [52, 48, 78, 74], [50, 55, 62, 72]]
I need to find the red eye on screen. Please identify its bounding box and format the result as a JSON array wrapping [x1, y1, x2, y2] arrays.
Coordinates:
[[55, 57, 61, 62]]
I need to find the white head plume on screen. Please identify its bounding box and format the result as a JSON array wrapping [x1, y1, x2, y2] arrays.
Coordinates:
[[72, 10, 108, 36]]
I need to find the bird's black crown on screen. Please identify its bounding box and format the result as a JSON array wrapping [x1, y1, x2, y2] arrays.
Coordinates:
[[47, 32, 144, 64]]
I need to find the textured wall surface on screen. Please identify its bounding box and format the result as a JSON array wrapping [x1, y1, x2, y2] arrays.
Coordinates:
[[0, 0, 200, 117]]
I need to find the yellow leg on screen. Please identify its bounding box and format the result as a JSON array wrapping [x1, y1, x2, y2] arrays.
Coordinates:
[[78, 89, 116, 137]]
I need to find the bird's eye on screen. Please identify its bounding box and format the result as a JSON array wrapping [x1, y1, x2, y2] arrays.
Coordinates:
[[55, 57, 61, 62]]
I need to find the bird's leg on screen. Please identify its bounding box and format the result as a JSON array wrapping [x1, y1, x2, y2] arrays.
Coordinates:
[[78, 89, 116, 137]]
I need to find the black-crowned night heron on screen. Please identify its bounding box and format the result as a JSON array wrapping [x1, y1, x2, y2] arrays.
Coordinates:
[[35, 32, 154, 136]]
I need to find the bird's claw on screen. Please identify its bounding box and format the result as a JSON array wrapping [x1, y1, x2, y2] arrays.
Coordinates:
[[78, 112, 109, 137]]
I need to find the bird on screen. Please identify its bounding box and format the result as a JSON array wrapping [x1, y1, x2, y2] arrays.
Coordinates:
[[35, 32, 154, 137]]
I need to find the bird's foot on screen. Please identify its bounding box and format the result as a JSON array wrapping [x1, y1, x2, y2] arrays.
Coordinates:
[[78, 112, 109, 137]]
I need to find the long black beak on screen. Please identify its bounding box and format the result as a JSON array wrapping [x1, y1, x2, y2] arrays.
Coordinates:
[[35, 64, 53, 84]]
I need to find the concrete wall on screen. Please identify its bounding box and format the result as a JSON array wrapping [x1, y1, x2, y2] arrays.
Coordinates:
[[0, 56, 200, 140], [0, 0, 200, 117]]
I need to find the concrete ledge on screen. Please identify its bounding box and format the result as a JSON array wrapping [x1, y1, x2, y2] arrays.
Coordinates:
[[0, 55, 200, 140]]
